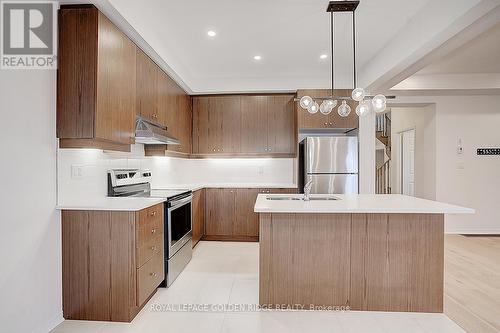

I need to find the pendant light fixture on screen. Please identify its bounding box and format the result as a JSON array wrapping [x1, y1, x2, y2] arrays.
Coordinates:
[[298, 1, 394, 117]]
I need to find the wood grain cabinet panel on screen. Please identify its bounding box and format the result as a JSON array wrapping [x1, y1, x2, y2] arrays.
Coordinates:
[[192, 94, 296, 157], [235, 189, 260, 237], [57, 5, 136, 152], [192, 189, 205, 247], [267, 95, 295, 153], [136, 48, 160, 124], [205, 188, 235, 237], [62, 204, 166, 322]]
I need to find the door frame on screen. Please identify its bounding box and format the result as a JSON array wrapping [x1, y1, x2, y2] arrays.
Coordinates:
[[396, 127, 416, 195]]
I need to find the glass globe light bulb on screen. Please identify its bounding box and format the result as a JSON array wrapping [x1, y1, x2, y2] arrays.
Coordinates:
[[308, 101, 319, 114], [371, 94, 387, 109], [320, 100, 334, 115], [299, 96, 313, 109], [351, 88, 365, 102], [327, 99, 338, 108], [337, 100, 351, 117], [372, 102, 386, 113], [356, 100, 371, 117]]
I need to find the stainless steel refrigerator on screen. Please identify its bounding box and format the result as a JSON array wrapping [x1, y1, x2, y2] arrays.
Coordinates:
[[298, 136, 359, 194]]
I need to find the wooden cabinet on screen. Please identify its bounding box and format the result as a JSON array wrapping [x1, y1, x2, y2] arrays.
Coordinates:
[[203, 188, 297, 241], [62, 203, 165, 322], [297, 89, 359, 130], [192, 189, 205, 247], [192, 95, 296, 157], [57, 5, 136, 152], [136, 48, 161, 124], [205, 188, 236, 237]]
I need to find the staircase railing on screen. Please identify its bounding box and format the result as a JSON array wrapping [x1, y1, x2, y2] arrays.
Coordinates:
[[376, 160, 391, 194], [376, 113, 391, 137]]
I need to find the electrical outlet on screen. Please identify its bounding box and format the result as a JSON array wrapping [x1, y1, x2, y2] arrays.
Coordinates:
[[71, 165, 84, 179]]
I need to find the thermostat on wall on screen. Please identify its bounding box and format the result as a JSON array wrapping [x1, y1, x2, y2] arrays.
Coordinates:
[[477, 148, 500, 155]]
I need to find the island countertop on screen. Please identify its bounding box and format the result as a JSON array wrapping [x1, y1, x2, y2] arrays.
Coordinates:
[[254, 193, 474, 214]]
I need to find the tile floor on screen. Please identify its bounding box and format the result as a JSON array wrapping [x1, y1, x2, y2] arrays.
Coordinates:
[[52, 241, 465, 333]]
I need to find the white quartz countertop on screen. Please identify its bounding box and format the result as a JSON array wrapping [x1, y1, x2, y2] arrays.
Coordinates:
[[159, 183, 297, 192], [57, 183, 297, 211], [254, 194, 475, 214], [56, 197, 168, 212]]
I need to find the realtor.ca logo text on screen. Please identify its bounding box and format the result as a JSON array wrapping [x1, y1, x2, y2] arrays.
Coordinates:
[[1, 1, 57, 69]]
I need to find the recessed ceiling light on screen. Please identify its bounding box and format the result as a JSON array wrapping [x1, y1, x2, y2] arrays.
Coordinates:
[[253, 55, 262, 61], [207, 30, 216, 37], [320, 54, 328, 59]]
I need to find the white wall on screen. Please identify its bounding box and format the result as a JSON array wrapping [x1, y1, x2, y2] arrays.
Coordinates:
[[434, 96, 500, 233], [391, 95, 500, 233], [390, 105, 437, 200], [0, 71, 62, 332], [57, 147, 295, 205]]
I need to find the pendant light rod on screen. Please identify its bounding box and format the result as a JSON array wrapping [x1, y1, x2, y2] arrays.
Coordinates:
[[331, 11, 334, 96], [352, 9, 357, 88]]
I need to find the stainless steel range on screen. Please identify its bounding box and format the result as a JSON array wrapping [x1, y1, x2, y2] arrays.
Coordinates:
[[107, 169, 192, 287]]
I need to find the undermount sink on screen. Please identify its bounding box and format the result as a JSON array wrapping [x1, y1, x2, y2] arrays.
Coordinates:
[[266, 196, 340, 201]]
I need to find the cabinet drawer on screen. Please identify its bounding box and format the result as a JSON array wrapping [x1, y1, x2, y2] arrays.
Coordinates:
[[137, 251, 164, 306], [136, 234, 163, 268], [136, 204, 163, 247]]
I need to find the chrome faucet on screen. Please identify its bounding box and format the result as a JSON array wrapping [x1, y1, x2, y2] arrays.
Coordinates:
[[303, 179, 313, 201]]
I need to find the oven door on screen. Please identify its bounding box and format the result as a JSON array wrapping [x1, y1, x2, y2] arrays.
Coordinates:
[[167, 195, 192, 258]]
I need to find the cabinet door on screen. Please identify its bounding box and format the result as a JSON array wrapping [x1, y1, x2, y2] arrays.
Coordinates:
[[192, 97, 210, 154], [205, 189, 235, 236], [192, 189, 205, 246], [267, 95, 295, 153], [234, 189, 260, 237], [95, 13, 136, 145], [136, 48, 159, 123], [178, 94, 192, 154], [240, 96, 268, 153], [156, 71, 170, 127], [217, 96, 241, 153]]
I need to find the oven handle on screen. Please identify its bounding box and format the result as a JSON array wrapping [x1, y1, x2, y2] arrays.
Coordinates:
[[168, 195, 193, 210]]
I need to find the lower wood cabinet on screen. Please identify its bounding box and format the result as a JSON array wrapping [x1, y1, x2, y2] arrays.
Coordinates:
[[192, 189, 205, 247], [203, 188, 297, 241], [62, 203, 164, 322]]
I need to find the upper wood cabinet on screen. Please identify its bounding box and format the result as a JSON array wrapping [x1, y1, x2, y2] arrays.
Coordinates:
[[192, 94, 296, 157], [136, 48, 162, 124], [57, 5, 136, 152], [297, 89, 359, 130]]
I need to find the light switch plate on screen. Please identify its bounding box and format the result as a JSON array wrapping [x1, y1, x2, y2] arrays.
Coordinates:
[[71, 165, 85, 179]]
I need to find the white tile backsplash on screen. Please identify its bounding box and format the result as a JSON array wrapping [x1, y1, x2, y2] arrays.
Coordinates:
[[57, 144, 295, 204]]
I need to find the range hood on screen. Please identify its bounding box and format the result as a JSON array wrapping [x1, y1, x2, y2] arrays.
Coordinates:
[[134, 117, 180, 145]]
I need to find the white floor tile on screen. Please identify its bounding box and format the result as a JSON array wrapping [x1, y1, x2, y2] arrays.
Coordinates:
[[52, 241, 465, 333]]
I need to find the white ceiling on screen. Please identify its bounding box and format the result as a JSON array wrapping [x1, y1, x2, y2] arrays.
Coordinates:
[[418, 22, 500, 75], [391, 20, 500, 93], [107, 0, 431, 93]]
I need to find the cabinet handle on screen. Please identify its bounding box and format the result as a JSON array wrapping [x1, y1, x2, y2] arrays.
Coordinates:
[[329, 122, 333, 126], [151, 229, 156, 234], [150, 272, 157, 277], [150, 211, 157, 217], [268, 148, 272, 152], [213, 148, 216, 152], [150, 246, 156, 251], [324, 122, 327, 126]]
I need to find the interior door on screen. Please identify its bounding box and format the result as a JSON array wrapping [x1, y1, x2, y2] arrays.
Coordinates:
[[401, 129, 415, 196]]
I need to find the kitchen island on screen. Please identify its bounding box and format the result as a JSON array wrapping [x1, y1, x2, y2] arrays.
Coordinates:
[[254, 194, 473, 313]]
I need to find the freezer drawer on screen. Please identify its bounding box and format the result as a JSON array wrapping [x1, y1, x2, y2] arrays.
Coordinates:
[[306, 174, 358, 194], [306, 137, 358, 173]]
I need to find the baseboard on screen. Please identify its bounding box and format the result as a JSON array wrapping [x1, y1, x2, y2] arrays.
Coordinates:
[[445, 229, 500, 235], [36, 311, 64, 333]]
